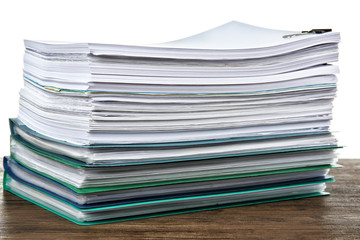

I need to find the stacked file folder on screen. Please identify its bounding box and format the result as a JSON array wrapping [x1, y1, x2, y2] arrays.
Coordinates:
[[3, 21, 341, 225]]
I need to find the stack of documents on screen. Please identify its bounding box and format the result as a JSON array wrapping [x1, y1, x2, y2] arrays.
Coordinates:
[[3, 21, 341, 225]]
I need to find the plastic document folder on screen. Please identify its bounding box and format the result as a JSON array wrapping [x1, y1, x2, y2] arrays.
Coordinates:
[[3, 21, 341, 224], [4, 157, 334, 225]]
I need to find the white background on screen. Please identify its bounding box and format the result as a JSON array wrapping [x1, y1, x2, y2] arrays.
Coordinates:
[[0, 0, 359, 158]]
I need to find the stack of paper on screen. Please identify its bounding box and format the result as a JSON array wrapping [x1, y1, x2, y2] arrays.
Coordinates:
[[3, 21, 341, 225]]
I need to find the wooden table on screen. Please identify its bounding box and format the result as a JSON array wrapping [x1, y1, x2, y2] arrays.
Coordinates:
[[1, 159, 359, 239]]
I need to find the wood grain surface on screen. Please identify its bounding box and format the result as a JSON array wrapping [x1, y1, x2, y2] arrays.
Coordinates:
[[1, 159, 359, 240]]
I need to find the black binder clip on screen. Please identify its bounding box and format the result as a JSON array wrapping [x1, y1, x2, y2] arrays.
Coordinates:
[[301, 29, 332, 34], [283, 29, 332, 38]]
